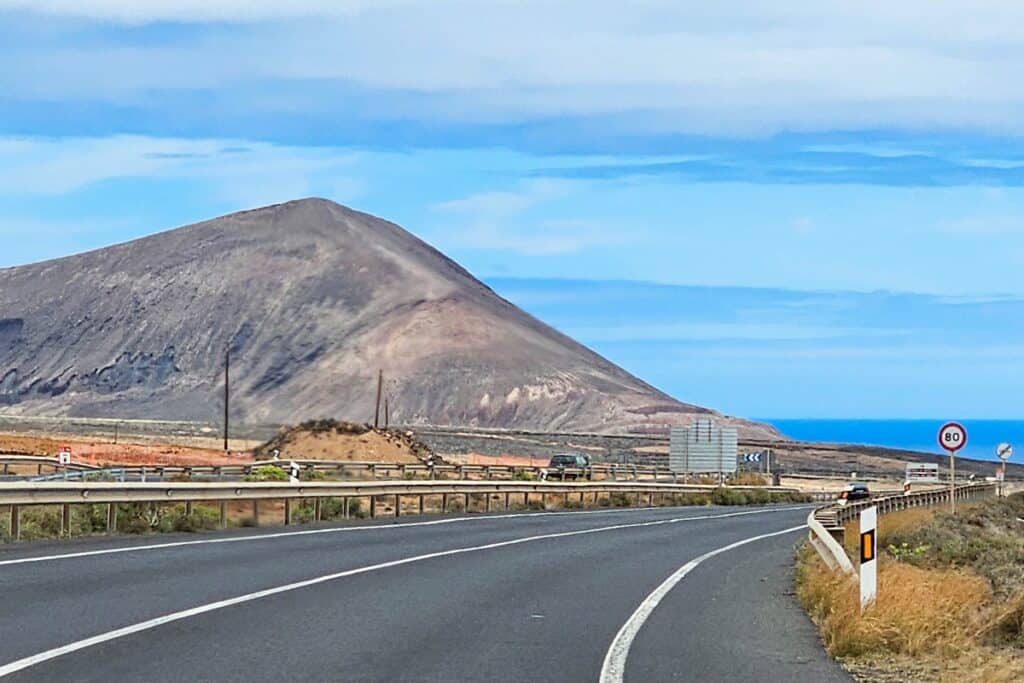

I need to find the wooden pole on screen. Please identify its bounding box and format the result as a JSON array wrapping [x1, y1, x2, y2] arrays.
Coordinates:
[[223, 345, 230, 452], [374, 369, 383, 428]]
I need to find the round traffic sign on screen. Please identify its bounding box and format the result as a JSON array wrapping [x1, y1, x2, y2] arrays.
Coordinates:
[[938, 422, 967, 453], [997, 442, 1013, 461]]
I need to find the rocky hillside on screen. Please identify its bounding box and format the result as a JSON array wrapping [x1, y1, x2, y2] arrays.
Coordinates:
[[0, 198, 776, 438]]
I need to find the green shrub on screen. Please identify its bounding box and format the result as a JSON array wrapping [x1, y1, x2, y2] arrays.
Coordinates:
[[711, 488, 749, 505], [244, 465, 288, 482]]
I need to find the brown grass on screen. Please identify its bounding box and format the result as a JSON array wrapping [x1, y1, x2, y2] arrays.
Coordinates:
[[797, 548, 989, 659], [730, 471, 769, 486]]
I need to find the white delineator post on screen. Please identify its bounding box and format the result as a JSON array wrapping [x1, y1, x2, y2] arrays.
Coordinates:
[[859, 505, 878, 611]]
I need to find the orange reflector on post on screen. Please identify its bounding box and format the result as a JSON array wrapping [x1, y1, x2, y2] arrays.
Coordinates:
[[860, 530, 875, 563]]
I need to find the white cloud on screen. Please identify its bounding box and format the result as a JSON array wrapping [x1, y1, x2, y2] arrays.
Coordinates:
[[431, 180, 622, 255], [5, 2, 1024, 134], [0, 135, 363, 204]]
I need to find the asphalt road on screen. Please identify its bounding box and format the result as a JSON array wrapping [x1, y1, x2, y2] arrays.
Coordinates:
[[0, 505, 849, 682]]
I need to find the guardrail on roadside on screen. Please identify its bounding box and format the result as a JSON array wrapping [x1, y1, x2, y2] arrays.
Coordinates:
[[0, 479, 806, 541], [806, 483, 997, 575], [0, 456, 705, 483]]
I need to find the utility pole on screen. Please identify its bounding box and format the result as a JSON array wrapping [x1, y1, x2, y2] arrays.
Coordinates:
[[224, 345, 230, 452], [374, 369, 383, 429], [384, 398, 390, 429]]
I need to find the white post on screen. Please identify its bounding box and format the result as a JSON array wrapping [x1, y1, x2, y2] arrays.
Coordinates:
[[860, 506, 878, 611]]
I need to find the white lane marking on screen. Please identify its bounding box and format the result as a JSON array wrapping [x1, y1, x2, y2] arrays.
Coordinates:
[[599, 524, 808, 683], [0, 508, 806, 677], [0, 506, 660, 567], [0, 504, 811, 568]]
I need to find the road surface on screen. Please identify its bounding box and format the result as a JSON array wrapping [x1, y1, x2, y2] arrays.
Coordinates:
[[0, 504, 848, 682]]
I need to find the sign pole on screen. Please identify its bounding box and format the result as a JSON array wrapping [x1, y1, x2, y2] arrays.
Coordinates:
[[949, 450, 956, 515], [996, 443, 1013, 497], [938, 422, 967, 515]]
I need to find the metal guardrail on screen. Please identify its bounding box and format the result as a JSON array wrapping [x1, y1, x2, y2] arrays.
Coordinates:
[[0, 479, 806, 541], [806, 483, 997, 575], [0, 456, 716, 483]]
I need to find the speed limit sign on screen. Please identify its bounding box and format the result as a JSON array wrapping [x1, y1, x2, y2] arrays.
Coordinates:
[[938, 422, 967, 453]]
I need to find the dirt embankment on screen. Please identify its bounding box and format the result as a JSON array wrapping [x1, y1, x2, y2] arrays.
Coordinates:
[[254, 420, 434, 464], [0, 433, 245, 467]]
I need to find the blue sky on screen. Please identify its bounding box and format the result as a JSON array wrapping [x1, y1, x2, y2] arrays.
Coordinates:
[[2, 2, 1024, 419]]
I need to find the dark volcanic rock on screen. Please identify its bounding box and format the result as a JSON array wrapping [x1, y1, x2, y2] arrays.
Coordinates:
[[0, 198, 776, 437]]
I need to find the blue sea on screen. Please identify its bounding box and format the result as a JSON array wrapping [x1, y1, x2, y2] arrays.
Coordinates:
[[762, 419, 1023, 464]]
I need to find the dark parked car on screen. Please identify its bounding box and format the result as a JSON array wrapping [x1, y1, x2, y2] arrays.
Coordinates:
[[542, 453, 591, 480], [837, 482, 871, 505]]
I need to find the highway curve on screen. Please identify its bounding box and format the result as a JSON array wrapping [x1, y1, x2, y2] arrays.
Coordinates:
[[0, 505, 849, 682]]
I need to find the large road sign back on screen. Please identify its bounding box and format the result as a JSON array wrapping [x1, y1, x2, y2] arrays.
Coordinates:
[[670, 420, 738, 474]]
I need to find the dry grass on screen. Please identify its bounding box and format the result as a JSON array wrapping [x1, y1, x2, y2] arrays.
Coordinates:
[[797, 548, 990, 659], [800, 496, 1024, 681], [730, 471, 769, 486], [842, 506, 940, 557]]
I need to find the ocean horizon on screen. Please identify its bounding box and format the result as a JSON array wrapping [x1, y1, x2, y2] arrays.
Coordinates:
[[762, 419, 1022, 464]]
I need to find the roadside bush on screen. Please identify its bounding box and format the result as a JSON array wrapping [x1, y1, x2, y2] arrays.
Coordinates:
[[608, 492, 632, 508], [244, 465, 288, 482], [711, 488, 748, 506], [170, 507, 219, 533], [513, 470, 537, 481]]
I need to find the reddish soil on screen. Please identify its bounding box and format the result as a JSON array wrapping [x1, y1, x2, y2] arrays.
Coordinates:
[[0, 433, 250, 467]]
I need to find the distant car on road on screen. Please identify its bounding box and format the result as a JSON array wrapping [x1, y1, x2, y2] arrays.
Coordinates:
[[541, 453, 591, 480], [837, 482, 871, 505]]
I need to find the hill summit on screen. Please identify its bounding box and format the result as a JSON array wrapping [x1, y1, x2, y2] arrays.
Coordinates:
[[0, 198, 773, 437]]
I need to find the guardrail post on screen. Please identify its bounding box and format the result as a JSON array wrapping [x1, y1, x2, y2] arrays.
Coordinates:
[[185, 501, 194, 517], [252, 500, 260, 526], [343, 497, 350, 519], [315, 498, 323, 521], [632, 465, 638, 481], [485, 466, 492, 480], [370, 496, 377, 518], [485, 493, 492, 513], [459, 466, 466, 480], [61, 503, 71, 537], [610, 466, 617, 481], [441, 493, 448, 513], [504, 492, 510, 510], [395, 495, 401, 518], [284, 499, 292, 525], [106, 503, 117, 533], [10, 505, 20, 540], [418, 494, 425, 515], [464, 492, 470, 511], [219, 501, 227, 528]]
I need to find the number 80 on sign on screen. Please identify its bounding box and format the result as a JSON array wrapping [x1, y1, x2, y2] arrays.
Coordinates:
[[938, 422, 967, 453]]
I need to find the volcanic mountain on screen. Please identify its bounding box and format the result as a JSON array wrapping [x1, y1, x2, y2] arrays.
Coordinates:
[[0, 199, 775, 437]]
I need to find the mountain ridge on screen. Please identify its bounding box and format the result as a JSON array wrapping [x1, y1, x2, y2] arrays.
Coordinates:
[[0, 198, 775, 438]]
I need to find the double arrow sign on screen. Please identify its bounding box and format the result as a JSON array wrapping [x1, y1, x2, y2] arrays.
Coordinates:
[[741, 452, 763, 463]]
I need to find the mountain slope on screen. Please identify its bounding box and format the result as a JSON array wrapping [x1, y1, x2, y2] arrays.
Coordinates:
[[0, 198, 775, 437]]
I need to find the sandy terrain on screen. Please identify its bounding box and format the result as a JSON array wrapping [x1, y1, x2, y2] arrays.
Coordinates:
[[0, 433, 250, 467]]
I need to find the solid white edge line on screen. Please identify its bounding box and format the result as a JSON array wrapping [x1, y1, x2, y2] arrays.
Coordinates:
[[0, 504, 812, 568], [599, 523, 808, 683], [0, 507, 807, 677]]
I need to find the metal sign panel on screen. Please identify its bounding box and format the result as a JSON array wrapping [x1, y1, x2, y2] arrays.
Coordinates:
[[669, 420, 738, 474], [905, 463, 940, 483]]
